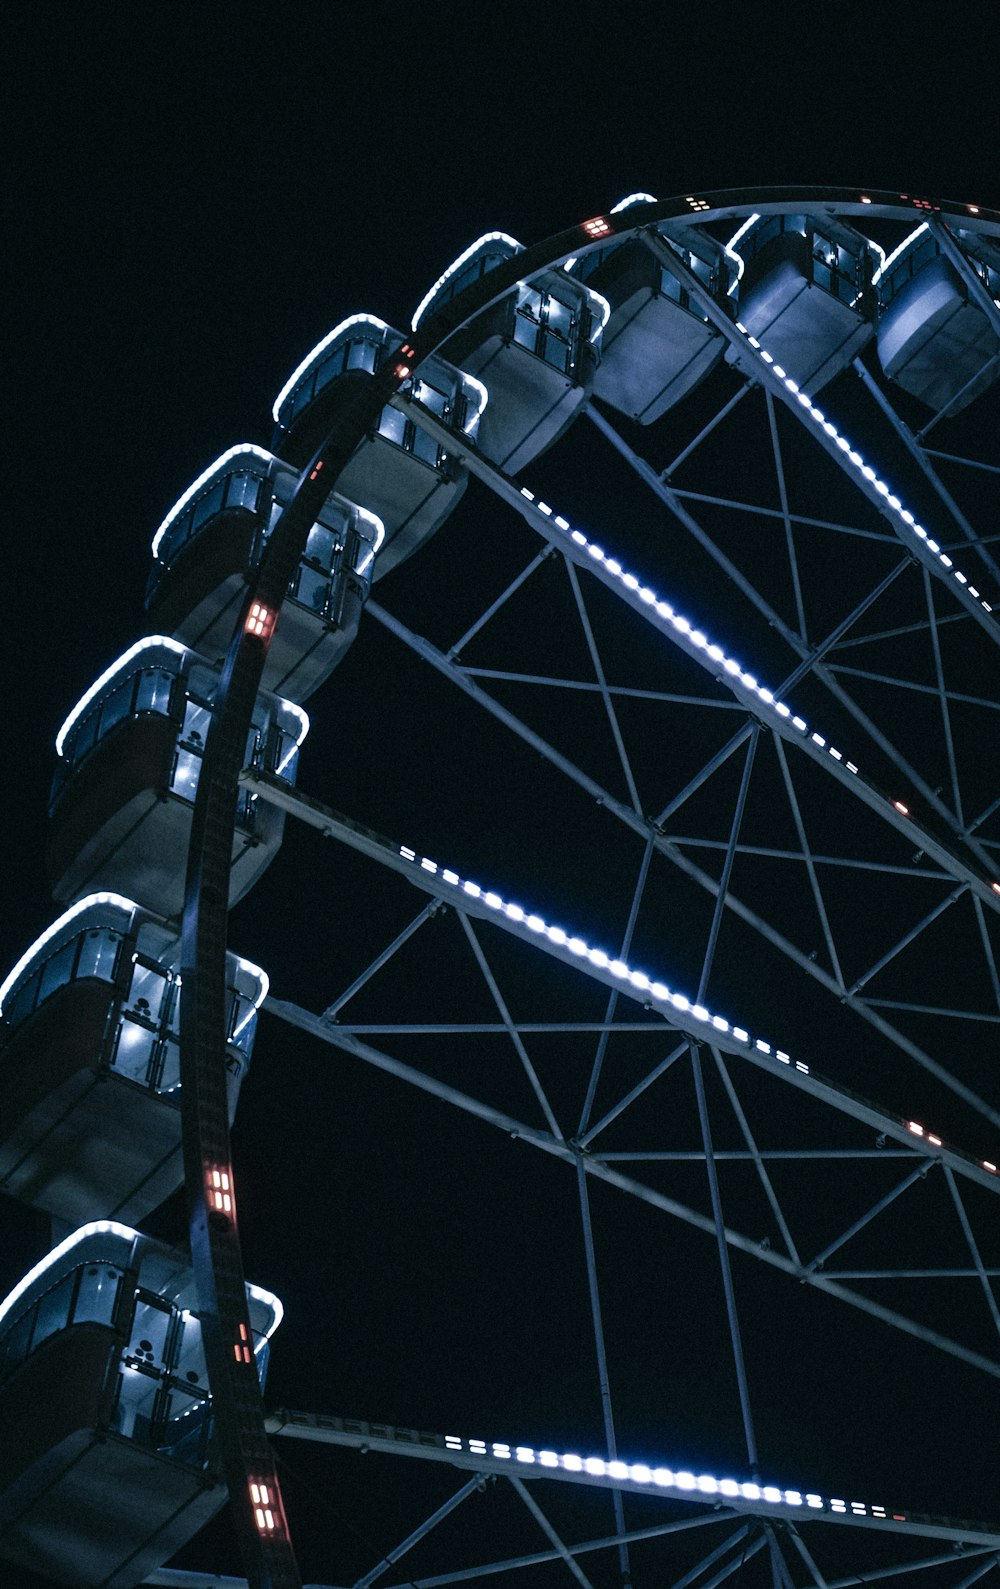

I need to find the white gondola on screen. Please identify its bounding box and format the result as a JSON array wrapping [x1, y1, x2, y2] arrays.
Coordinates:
[[875, 224, 1000, 415], [0, 895, 265, 1224], [147, 444, 383, 702], [0, 1222, 280, 1587], [726, 211, 876, 391], [272, 315, 485, 579], [571, 210, 735, 423], [48, 637, 307, 912], [413, 232, 608, 473]]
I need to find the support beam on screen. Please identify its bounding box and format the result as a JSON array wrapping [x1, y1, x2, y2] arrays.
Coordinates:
[[263, 1408, 1000, 1548], [250, 770, 1000, 1188]]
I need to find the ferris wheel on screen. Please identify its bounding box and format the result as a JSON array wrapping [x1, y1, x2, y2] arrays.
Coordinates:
[[2, 186, 1000, 1589]]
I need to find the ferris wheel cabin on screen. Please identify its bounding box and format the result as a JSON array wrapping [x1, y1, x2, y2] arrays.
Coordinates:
[[726, 211, 876, 391], [0, 1222, 280, 1588], [146, 444, 383, 702], [413, 232, 608, 474], [0, 896, 265, 1226], [272, 315, 483, 580], [571, 212, 735, 424], [47, 638, 307, 914], [874, 224, 1000, 415]]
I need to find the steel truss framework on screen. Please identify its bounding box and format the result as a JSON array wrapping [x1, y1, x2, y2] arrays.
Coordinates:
[[159, 189, 1000, 1589]]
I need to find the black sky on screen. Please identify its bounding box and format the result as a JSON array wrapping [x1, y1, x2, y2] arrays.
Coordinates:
[[5, 7, 1000, 1586]]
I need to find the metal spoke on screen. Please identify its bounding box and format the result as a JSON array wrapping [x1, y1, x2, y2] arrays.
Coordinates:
[[691, 1043, 759, 1474], [576, 1159, 632, 1588], [923, 567, 965, 822], [352, 1474, 485, 1589], [322, 904, 438, 1021], [943, 1165, 1000, 1342], [508, 1476, 597, 1589], [772, 735, 845, 989], [564, 556, 643, 816], [263, 1006, 1000, 1379], [578, 831, 655, 1137], [448, 548, 551, 658], [803, 1163, 931, 1275], [712, 1050, 802, 1267], [457, 910, 565, 1140], [764, 386, 810, 641]]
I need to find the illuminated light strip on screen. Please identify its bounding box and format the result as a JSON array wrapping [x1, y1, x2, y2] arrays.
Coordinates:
[[588, 287, 613, 339], [151, 444, 274, 558], [412, 232, 523, 331], [459, 372, 490, 432], [871, 222, 929, 286], [0, 1220, 137, 1333], [610, 192, 658, 213], [244, 1283, 283, 1340], [398, 397, 999, 904], [55, 635, 308, 773], [0, 892, 138, 1014], [377, 834, 1000, 1180], [723, 212, 759, 292], [427, 1429, 899, 1521], [730, 320, 994, 615], [515, 485, 862, 775], [272, 313, 391, 423], [0, 890, 269, 1050], [231, 959, 270, 1039], [55, 636, 187, 757], [354, 505, 386, 579]]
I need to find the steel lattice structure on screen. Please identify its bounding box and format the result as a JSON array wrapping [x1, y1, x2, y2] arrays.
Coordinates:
[[8, 187, 1000, 1589]]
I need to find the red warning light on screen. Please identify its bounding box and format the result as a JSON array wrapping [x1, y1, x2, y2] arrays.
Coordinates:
[[233, 1321, 252, 1365], [245, 602, 276, 642], [581, 216, 612, 239], [250, 1480, 280, 1533], [208, 1166, 233, 1214], [893, 800, 909, 816]]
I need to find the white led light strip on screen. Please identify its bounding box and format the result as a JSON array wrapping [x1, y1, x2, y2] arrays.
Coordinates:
[[411, 232, 523, 331], [151, 443, 274, 559], [55, 637, 310, 764], [391, 841, 999, 1180], [513, 490, 855, 774], [500, 482, 1000, 908], [728, 319, 993, 615], [272, 313, 391, 424], [440, 1429, 900, 1521]]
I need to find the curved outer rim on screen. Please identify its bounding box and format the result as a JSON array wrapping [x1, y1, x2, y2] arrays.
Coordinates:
[[179, 184, 1000, 1588]]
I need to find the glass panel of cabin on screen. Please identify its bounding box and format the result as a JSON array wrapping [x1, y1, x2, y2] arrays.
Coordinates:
[[76, 925, 124, 983], [73, 1262, 123, 1326]]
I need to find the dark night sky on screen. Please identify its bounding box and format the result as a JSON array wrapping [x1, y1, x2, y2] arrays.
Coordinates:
[[5, 8, 1000, 1586]]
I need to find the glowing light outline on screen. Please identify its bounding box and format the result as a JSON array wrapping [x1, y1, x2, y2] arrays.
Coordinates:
[[458, 371, 489, 432], [425, 1428, 908, 1523], [231, 959, 270, 1039], [411, 232, 523, 331], [246, 1280, 284, 1340], [56, 636, 308, 781], [272, 313, 391, 425], [0, 892, 139, 1015], [0, 1221, 284, 1355], [871, 222, 929, 286], [151, 444, 274, 559], [55, 637, 188, 759], [0, 1220, 137, 1334], [610, 192, 658, 213], [723, 212, 760, 292], [355, 505, 386, 578], [586, 287, 612, 340]]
